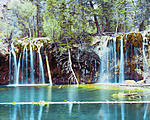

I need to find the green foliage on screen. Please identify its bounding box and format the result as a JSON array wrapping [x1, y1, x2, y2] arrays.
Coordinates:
[[43, 0, 94, 50], [0, 0, 37, 40], [0, 0, 149, 42]]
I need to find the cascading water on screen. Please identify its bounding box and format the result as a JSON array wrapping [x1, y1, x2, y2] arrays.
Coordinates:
[[96, 35, 125, 83], [119, 36, 125, 83], [143, 37, 149, 73], [8, 40, 49, 85], [21, 45, 26, 83], [9, 52, 11, 82], [16, 54, 21, 85], [113, 37, 117, 83], [30, 43, 35, 84], [99, 36, 111, 83], [95, 32, 150, 83], [141, 32, 150, 83], [25, 46, 28, 84], [38, 44, 45, 84], [11, 43, 18, 84]]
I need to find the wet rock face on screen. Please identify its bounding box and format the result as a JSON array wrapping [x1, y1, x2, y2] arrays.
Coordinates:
[[0, 38, 100, 85], [0, 31, 150, 85], [50, 47, 100, 84], [0, 42, 9, 85], [118, 33, 145, 81], [94, 31, 150, 83]]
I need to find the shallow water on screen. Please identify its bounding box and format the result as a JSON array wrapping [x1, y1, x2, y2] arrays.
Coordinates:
[[0, 84, 149, 102]]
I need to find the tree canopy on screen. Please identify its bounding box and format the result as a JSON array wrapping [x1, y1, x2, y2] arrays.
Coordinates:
[[0, 0, 149, 43]]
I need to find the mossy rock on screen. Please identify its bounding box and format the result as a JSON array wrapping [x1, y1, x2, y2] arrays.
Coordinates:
[[116, 35, 121, 53], [126, 33, 135, 48], [135, 33, 143, 48], [125, 33, 143, 48]]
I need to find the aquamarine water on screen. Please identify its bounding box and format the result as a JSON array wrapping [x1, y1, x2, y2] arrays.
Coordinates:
[[0, 103, 149, 120], [0, 85, 149, 103], [0, 84, 150, 119]]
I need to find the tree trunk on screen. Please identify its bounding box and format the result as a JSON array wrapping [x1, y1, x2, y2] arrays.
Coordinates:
[[36, 0, 40, 37], [45, 51, 52, 86], [89, 1, 100, 34], [105, 17, 110, 32], [68, 48, 79, 85], [115, 12, 119, 34], [124, 7, 127, 33]]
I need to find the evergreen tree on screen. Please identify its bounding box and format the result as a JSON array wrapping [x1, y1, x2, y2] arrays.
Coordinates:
[[0, 0, 37, 39]]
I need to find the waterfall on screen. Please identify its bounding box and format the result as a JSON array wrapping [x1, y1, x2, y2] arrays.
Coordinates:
[[11, 43, 18, 84], [99, 37, 110, 83], [119, 36, 124, 83], [8, 40, 48, 85], [21, 45, 26, 83], [94, 35, 126, 83], [16, 54, 21, 85], [38, 45, 45, 84], [30, 43, 34, 84], [143, 37, 148, 71], [25, 47, 28, 84], [113, 38, 117, 83], [142, 35, 149, 83], [9, 43, 21, 85], [9, 52, 12, 83]]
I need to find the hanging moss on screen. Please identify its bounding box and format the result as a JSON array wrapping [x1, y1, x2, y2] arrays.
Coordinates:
[[135, 33, 143, 48], [116, 35, 121, 53], [126, 33, 135, 47], [123, 34, 127, 53]]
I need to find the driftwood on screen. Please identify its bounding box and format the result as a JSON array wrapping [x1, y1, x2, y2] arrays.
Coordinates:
[[1, 101, 150, 105]]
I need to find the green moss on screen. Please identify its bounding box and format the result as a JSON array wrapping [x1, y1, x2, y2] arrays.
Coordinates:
[[116, 35, 121, 53], [77, 84, 148, 93], [135, 32, 143, 48]]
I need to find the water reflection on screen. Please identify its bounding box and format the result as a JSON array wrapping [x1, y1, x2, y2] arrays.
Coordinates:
[[0, 104, 150, 120], [0, 85, 150, 119], [67, 85, 78, 116], [6, 87, 52, 120]]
